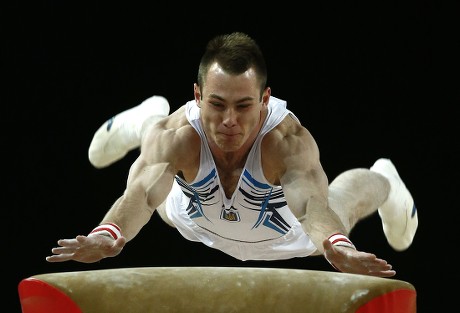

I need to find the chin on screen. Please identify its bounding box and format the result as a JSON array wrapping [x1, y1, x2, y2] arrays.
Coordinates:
[[217, 141, 241, 152]]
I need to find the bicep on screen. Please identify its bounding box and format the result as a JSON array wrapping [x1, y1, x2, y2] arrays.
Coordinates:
[[126, 159, 176, 214], [125, 133, 178, 214], [278, 129, 329, 217], [103, 124, 187, 241], [125, 120, 198, 212]]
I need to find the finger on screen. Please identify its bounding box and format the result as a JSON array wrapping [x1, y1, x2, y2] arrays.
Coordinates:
[[56, 238, 81, 248], [322, 239, 337, 260], [363, 257, 391, 268], [45, 254, 73, 263], [113, 237, 127, 248], [76, 235, 89, 242], [322, 238, 333, 251], [51, 246, 78, 254], [366, 263, 393, 273], [367, 269, 396, 278]]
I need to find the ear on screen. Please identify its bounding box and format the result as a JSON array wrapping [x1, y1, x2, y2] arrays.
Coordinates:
[[262, 87, 271, 108], [194, 83, 201, 107]]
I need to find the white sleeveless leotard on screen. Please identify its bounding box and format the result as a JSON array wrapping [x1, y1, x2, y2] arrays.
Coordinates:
[[165, 96, 317, 261]]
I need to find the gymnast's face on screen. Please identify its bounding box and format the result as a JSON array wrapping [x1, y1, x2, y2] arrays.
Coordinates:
[[194, 62, 270, 154]]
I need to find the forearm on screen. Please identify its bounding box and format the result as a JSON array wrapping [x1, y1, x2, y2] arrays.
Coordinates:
[[100, 194, 154, 241], [299, 198, 348, 254], [99, 161, 176, 241]]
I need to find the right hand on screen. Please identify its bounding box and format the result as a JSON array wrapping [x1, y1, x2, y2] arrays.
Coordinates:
[[46, 234, 127, 263]]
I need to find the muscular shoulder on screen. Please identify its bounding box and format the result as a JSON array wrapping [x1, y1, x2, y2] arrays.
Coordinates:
[[140, 105, 200, 172], [261, 114, 320, 183]]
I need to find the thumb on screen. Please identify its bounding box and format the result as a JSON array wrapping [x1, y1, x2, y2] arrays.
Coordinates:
[[113, 236, 127, 249], [322, 239, 340, 271], [322, 238, 333, 252]]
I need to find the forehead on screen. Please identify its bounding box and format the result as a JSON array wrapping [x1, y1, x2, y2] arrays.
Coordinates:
[[203, 63, 259, 94]]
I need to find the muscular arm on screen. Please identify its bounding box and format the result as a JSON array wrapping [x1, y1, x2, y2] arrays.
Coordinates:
[[47, 106, 199, 263], [268, 119, 345, 253], [103, 105, 197, 240], [266, 116, 395, 277], [101, 156, 176, 242]]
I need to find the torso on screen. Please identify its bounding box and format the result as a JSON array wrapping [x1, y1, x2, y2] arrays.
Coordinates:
[[171, 102, 285, 198], [163, 96, 317, 260]]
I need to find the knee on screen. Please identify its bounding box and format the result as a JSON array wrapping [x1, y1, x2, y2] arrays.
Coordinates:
[[156, 202, 176, 228]]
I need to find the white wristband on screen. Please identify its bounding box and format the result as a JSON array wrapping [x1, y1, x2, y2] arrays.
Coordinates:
[[325, 233, 356, 272], [88, 223, 122, 240], [328, 233, 355, 249]]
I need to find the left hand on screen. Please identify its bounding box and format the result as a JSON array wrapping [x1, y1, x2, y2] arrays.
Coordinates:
[[322, 239, 396, 277]]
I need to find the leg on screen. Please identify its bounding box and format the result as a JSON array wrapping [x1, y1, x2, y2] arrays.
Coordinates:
[[156, 200, 177, 228], [328, 167, 389, 234], [88, 95, 170, 168]]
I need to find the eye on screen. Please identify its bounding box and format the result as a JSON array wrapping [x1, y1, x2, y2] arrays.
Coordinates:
[[237, 103, 251, 110], [211, 102, 225, 110]]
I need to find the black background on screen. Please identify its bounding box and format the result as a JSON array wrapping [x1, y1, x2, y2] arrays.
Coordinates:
[[5, 2, 457, 312]]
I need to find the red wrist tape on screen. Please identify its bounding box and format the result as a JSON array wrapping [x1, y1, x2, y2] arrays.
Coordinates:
[[328, 233, 355, 249], [325, 233, 355, 272], [88, 222, 122, 240]]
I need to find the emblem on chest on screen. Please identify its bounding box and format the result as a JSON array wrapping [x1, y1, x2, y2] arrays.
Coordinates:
[[220, 206, 241, 222]]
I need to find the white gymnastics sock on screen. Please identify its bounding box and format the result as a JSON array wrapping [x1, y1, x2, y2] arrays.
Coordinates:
[[370, 158, 418, 251], [88, 95, 170, 168]]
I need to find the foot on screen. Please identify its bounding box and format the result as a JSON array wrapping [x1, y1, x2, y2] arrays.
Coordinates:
[[88, 95, 170, 168], [370, 158, 418, 251]]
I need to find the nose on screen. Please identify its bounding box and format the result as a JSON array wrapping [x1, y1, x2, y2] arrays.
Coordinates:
[[222, 108, 237, 127]]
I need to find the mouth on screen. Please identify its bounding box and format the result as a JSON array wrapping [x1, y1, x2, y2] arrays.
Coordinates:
[[219, 132, 241, 139]]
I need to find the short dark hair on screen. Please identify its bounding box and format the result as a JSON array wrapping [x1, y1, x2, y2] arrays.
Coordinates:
[[197, 32, 267, 98]]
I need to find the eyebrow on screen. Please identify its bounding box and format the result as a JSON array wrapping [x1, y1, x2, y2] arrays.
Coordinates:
[[208, 94, 256, 103]]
